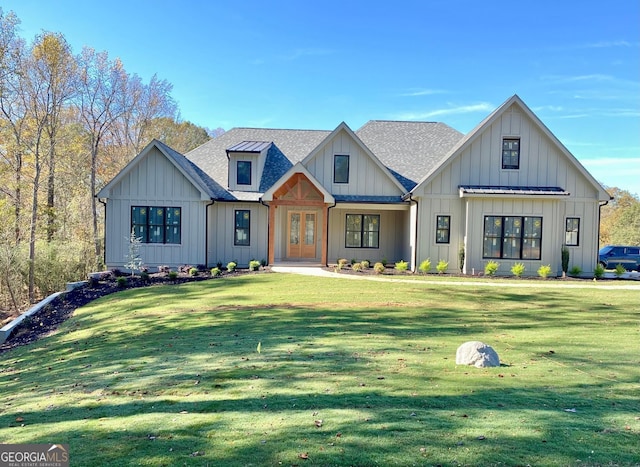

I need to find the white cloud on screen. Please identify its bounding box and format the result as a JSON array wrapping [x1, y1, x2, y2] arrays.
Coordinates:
[[585, 40, 639, 48], [399, 88, 448, 97], [396, 102, 494, 120]]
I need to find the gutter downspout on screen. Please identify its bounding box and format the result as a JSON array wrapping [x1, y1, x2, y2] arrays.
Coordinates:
[[205, 199, 215, 267]]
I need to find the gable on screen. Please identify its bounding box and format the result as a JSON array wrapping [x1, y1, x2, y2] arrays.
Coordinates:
[[302, 124, 406, 197], [411, 95, 610, 201], [100, 146, 204, 200]]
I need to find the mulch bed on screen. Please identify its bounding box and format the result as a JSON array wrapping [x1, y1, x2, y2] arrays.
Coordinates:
[[0, 272, 250, 354]]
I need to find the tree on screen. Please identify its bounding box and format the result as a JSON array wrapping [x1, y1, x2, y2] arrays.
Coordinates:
[[146, 116, 211, 153], [600, 187, 640, 247], [77, 47, 129, 269]]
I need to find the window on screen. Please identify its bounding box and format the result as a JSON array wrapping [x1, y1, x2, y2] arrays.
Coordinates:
[[502, 138, 520, 169], [565, 218, 580, 246], [234, 210, 250, 246], [237, 161, 251, 185], [334, 154, 349, 183], [346, 214, 379, 248], [483, 216, 542, 260], [131, 206, 181, 244], [436, 215, 451, 244]]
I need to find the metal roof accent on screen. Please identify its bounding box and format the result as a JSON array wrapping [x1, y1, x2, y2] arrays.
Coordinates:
[[459, 185, 570, 196], [226, 141, 272, 152]]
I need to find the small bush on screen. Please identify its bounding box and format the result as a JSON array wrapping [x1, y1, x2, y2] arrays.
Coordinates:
[[511, 262, 525, 277], [458, 245, 465, 273], [352, 262, 363, 272], [210, 267, 221, 277], [569, 265, 582, 277], [260, 259, 267, 267], [614, 263, 626, 277], [227, 261, 237, 272], [110, 268, 123, 277], [360, 260, 370, 269], [381, 258, 388, 267], [537, 264, 552, 279], [395, 260, 409, 272], [561, 246, 570, 274], [484, 260, 499, 276], [168, 270, 178, 280], [249, 260, 261, 271], [373, 262, 385, 274], [350, 258, 357, 266], [419, 259, 431, 274], [436, 259, 449, 274], [140, 271, 150, 282], [116, 276, 127, 288], [593, 264, 605, 279], [338, 258, 349, 268], [216, 261, 223, 269], [158, 265, 170, 274], [189, 267, 198, 276]]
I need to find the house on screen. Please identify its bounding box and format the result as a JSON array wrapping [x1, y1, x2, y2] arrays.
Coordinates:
[[97, 95, 611, 277]]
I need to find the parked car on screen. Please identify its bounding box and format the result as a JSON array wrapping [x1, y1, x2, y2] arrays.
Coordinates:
[[598, 245, 640, 271]]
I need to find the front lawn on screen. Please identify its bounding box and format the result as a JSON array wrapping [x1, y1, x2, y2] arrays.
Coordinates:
[[1, 274, 638, 466]]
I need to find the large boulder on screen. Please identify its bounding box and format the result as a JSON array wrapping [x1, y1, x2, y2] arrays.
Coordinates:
[[456, 341, 500, 368]]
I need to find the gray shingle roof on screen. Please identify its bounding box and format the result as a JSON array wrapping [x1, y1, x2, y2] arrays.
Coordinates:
[[186, 128, 331, 199], [355, 121, 464, 191]]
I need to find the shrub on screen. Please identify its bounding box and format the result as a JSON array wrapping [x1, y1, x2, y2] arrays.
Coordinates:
[[381, 258, 388, 267], [350, 258, 357, 266], [537, 264, 552, 279], [227, 261, 237, 272], [395, 260, 408, 272], [140, 271, 150, 282], [360, 260, 370, 269], [352, 262, 363, 272], [458, 244, 465, 273], [210, 267, 221, 277], [569, 265, 582, 277], [484, 260, 499, 276], [249, 260, 261, 271], [373, 262, 385, 274], [418, 259, 431, 274], [338, 258, 349, 268], [511, 262, 525, 277], [116, 276, 127, 288], [614, 263, 626, 277], [216, 261, 223, 269], [436, 259, 449, 274], [260, 259, 267, 267], [189, 267, 198, 276], [168, 270, 178, 281], [593, 264, 605, 279], [158, 265, 170, 274]]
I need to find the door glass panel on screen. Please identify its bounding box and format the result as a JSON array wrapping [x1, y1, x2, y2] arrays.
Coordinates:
[[305, 214, 315, 245], [290, 213, 300, 245]]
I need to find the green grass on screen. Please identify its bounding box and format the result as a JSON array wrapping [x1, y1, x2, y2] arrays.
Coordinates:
[[1, 274, 639, 466]]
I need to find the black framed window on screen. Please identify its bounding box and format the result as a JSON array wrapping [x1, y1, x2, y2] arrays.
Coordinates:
[[483, 215, 542, 260], [234, 210, 250, 246], [346, 214, 379, 248], [334, 154, 349, 183], [502, 138, 520, 169], [436, 215, 451, 244], [131, 206, 181, 244], [565, 218, 580, 246], [237, 161, 251, 185]]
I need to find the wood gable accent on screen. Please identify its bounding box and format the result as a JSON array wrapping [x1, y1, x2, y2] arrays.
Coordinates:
[[266, 172, 329, 265]]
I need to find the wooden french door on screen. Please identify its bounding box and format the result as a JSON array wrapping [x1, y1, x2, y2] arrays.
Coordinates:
[[287, 211, 317, 258]]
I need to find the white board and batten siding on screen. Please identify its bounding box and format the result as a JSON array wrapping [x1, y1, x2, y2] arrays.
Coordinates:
[[414, 103, 604, 276], [103, 147, 208, 270], [304, 129, 403, 198], [207, 202, 269, 267]]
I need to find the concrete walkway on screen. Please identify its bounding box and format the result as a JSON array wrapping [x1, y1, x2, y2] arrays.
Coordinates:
[[271, 265, 640, 290]]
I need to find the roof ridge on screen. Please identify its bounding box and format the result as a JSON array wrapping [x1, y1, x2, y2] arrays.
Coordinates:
[[228, 127, 332, 132]]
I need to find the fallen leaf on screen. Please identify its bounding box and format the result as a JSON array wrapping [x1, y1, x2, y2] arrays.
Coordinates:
[[179, 410, 189, 414], [15, 417, 24, 422], [564, 408, 577, 413], [298, 452, 309, 459], [190, 451, 204, 457], [477, 435, 486, 440], [314, 419, 323, 427], [336, 432, 342, 437]]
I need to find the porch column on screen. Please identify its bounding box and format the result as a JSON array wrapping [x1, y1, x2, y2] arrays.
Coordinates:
[[268, 203, 276, 265], [321, 204, 329, 266]]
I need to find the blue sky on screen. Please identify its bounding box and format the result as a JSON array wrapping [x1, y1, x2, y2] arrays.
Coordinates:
[[4, 0, 639, 194]]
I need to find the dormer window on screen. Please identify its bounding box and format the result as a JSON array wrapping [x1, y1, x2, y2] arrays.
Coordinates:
[[502, 138, 520, 169], [237, 160, 252, 185], [334, 154, 349, 183]]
